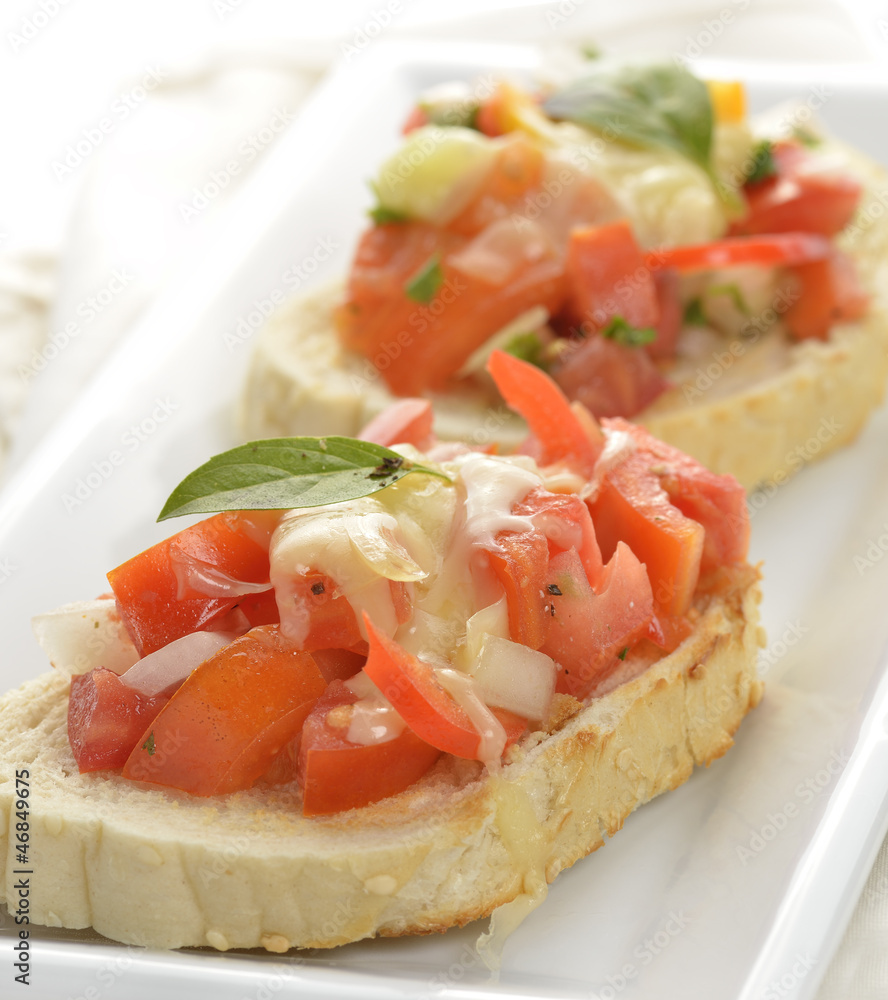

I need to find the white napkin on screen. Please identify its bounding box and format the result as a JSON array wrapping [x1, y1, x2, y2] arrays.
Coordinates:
[[0, 1, 885, 996]]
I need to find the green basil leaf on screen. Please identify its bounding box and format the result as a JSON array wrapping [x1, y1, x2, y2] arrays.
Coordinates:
[[601, 315, 657, 347], [543, 62, 713, 173], [157, 437, 448, 521], [405, 253, 444, 303]]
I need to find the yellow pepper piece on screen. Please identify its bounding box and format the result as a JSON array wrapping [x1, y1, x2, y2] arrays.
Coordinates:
[[706, 80, 746, 124]]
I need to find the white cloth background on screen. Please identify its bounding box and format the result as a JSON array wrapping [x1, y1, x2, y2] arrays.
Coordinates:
[[1, 0, 886, 995]]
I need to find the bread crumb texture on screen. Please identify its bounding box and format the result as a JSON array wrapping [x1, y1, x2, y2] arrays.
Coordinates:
[[0, 567, 762, 951]]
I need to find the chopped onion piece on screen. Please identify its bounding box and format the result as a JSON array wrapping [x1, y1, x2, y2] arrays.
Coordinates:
[[168, 547, 271, 599], [121, 631, 236, 697], [470, 635, 556, 722], [31, 598, 138, 676], [464, 597, 509, 663]]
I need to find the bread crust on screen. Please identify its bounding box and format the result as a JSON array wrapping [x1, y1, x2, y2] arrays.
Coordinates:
[[240, 138, 888, 491], [0, 566, 762, 952]]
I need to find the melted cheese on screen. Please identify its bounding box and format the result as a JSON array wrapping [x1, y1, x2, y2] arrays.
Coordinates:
[[437, 667, 505, 766], [269, 498, 427, 644], [476, 776, 551, 971], [454, 453, 543, 548]]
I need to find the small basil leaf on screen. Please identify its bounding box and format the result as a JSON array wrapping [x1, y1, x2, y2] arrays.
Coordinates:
[[543, 62, 713, 173], [157, 437, 448, 521], [405, 253, 444, 303], [601, 315, 657, 347], [503, 331, 548, 369]]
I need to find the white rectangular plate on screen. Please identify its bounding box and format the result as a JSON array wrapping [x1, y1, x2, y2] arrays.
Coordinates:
[[2, 39, 888, 1000]]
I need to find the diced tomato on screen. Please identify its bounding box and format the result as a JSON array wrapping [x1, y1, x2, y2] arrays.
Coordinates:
[[122, 625, 326, 795], [297, 680, 443, 815], [68, 668, 169, 772], [550, 335, 670, 419], [401, 105, 430, 135], [487, 348, 604, 475], [589, 421, 749, 614], [648, 267, 683, 360], [610, 418, 750, 571], [107, 511, 280, 657], [358, 398, 435, 450], [336, 220, 567, 395], [487, 527, 550, 650], [362, 618, 527, 761], [309, 647, 367, 683], [646, 611, 694, 653], [447, 133, 544, 236], [513, 487, 604, 587], [588, 451, 704, 617], [646, 232, 831, 273], [543, 545, 654, 699], [564, 220, 660, 334], [731, 141, 861, 238], [783, 250, 869, 341]]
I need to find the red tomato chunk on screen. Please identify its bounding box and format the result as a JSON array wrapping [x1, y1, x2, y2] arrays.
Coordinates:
[[68, 668, 169, 772], [108, 510, 280, 656], [122, 625, 325, 795]]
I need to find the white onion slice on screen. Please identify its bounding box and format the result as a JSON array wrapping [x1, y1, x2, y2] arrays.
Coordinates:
[[470, 635, 556, 722], [121, 631, 235, 697], [31, 598, 138, 676], [168, 546, 271, 599]]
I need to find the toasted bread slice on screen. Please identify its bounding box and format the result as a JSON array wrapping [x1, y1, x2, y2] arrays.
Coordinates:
[[0, 566, 762, 953]]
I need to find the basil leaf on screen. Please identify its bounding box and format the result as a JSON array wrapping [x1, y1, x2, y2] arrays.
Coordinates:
[[543, 62, 713, 173], [744, 140, 776, 185], [601, 315, 656, 348], [405, 253, 444, 303], [157, 437, 448, 521]]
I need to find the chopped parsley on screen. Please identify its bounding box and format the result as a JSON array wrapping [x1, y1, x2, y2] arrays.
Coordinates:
[[504, 331, 548, 369], [683, 297, 707, 326], [617, 647, 629, 661], [601, 315, 657, 348], [744, 140, 777, 185], [142, 732, 156, 756], [405, 254, 444, 303]]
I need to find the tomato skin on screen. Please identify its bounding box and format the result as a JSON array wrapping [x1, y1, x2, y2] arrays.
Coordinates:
[[588, 450, 704, 617], [646, 232, 831, 273], [122, 625, 326, 795], [362, 618, 526, 761], [513, 487, 604, 587], [543, 544, 653, 699], [297, 680, 442, 815], [487, 348, 604, 475], [564, 220, 659, 334], [108, 511, 279, 656], [783, 251, 869, 341], [609, 418, 750, 572], [68, 668, 170, 772], [589, 420, 749, 615], [488, 528, 551, 650], [358, 398, 435, 450], [732, 142, 861, 238]]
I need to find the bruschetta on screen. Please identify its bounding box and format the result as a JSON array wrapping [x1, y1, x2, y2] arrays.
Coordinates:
[[0, 353, 763, 954]]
